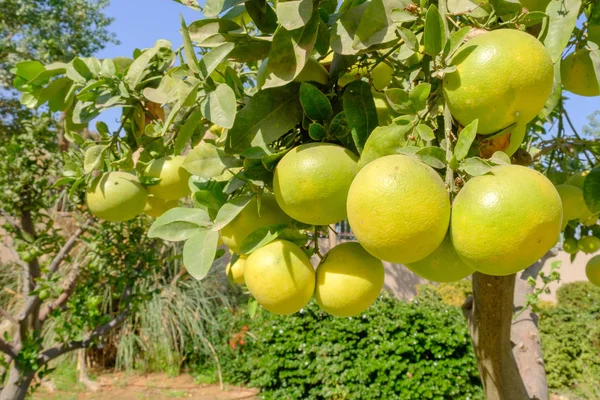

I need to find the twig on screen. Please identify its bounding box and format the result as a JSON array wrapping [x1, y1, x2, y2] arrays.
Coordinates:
[[0, 338, 17, 359], [38, 263, 83, 323], [47, 219, 91, 276], [0, 307, 17, 325], [0, 209, 23, 237], [563, 108, 596, 165]]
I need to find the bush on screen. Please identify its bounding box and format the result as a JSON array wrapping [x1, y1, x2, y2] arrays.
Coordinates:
[[555, 281, 600, 310], [208, 291, 483, 400]]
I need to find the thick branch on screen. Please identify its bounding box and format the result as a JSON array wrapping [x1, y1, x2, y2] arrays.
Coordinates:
[[47, 219, 90, 277], [38, 264, 82, 323], [0, 338, 17, 359], [0, 307, 16, 325]]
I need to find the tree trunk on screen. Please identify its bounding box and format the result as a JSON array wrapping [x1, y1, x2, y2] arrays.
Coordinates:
[[0, 365, 34, 400], [463, 273, 530, 400]]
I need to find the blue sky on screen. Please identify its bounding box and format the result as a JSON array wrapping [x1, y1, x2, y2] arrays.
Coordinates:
[[95, 0, 598, 134]]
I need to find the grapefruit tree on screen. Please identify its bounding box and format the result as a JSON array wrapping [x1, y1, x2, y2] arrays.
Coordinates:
[[7, 0, 600, 398]]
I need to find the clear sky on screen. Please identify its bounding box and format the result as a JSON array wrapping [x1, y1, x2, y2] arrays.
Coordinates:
[[94, 0, 599, 135]]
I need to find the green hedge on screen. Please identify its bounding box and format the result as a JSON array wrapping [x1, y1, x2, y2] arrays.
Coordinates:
[[208, 290, 483, 400]]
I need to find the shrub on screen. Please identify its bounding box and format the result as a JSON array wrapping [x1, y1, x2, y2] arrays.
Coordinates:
[[555, 281, 600, 311], [417, 280, 472, 307], [208, 291, 483, 400]]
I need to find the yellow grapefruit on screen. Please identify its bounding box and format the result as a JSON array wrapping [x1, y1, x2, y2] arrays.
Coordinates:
[[273, 143, 359, 225], [244, 240, 315, 315], [561, 49, 600, 97], [444, 29, 553, 135], [586, 255, 600, 286], [315, 242, 384, 317], [144, 195, 178, 218], [86, 171, 148, 222], [226, 255, 247, 285], [406, 236, 475, 282], [220, 194, 291, 253], [451, 165, 562, 275], [145, 155, 192, 200], [555, 184, 586, 227], [347, 155, 451, 264]]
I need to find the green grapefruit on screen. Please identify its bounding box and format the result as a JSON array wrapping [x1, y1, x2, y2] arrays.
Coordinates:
[[144, 195, 178, 218], [561, 49, 600, 97], [406, 236, 475, 282], [86, 171, 148, 222], [555, 184, 587, 227], [145, 155, 192, 200], [579, 236, 600, 254], [586, 255, 600, 286]]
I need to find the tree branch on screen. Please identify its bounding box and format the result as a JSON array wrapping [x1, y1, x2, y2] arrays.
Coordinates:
[[38, 263, 82, 323], [46, 219, 91, 277], [0, 338, 17, 359], [0, 307, 17, 325], [0, 209, 23, 237]]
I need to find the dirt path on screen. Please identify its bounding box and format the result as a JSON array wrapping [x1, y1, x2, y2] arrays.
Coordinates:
[[32, 372, 259, 400]]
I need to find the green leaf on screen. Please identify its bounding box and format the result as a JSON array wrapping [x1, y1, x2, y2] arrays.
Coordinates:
[[589, 46, 600, 97], [263, 13, 320, 88], [443, 26, 471, 60], [353, 0, 397, 50], [423, 5, 446, 56], [143, 75, 177, 105], [416, 147, 446, 169], [174, 111, 203, 155], [225, 84, 302, 153], [183, 230, 220, 280], [416, 124, 435, 141], [489, 151, 511, 165], [308, 123, 326, 140], [183, 142, 243, 178], [390, 8, 418, 23], [203, 0, 227, 18], [409, 83, 431, 112], [276, 0, 314, 31], [583, 167, 600, 213], [198, 42, 235, 80], [447, 0, 490, 19], [212, 195, 253, 231], [125, 46, 158, 88], [188, 19, 242, 45], [343, 80, 378, 154], [299, 82, 333, 121], [181, 15, 200, 73], [228, 37, 272, 62], [148, 208, 212, 241], [40, 77, 72, 112], [13, 61, 45, 82], [454, 119, 478, 161], [172, 0, 202, 10], [83, 145, 106, 173], [245, 0, 278, 34], [239, 223, 291, 254], [202, 84, 237, 129], [459, 157, 492, 176], [543, 0, 582, 63], [385, 88, 414, 114], [398, 27, 419, 52], [329, 112, 350, 139], [315, 19, 331, 55], [247, 297, 259, 318], [330, 2, 369, 55]]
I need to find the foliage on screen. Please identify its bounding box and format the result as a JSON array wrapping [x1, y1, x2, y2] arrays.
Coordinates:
[[555, 280, 600, 310], [416, 279, 472, 307], [207, 291, 483, 400]]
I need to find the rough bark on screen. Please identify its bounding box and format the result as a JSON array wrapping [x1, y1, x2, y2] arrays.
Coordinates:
[[463, 273, 530, 400], [0, 365, 34, 400]]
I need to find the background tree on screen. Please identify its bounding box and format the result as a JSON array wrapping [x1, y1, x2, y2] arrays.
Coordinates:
[[7, 0, 600, 400]]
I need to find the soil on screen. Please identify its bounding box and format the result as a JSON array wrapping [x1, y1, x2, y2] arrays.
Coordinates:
[[31, 372, 259, 400]]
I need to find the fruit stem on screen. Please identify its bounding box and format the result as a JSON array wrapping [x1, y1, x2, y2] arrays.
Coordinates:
[[443, 103, 455, 194]]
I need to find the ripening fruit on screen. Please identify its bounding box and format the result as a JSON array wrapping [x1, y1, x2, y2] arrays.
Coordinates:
[[144, 195, 178, 218], [586, 255, 600, 286], [451, 165, 562, 276], [221, 194, 291, 253], [315, 242, 384, 317], [337, 61, 393, 91], [567, 170, 589, 189], [561, 50, 600, 97], [555, 184, 586, 227], [563, 238, 578, 254], [226, 255, 247, 285], [347, 155, 450, 264], [244, 240, 315, 315], [145, 156, 192, 200], [86, 171, 148, 222], [405, 236, 475, 283], [578, 236, 600, 254], [444, 29, 553, 137], [274, 143, 359, 225]]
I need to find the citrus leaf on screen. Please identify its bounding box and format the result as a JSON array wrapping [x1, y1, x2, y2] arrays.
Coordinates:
[[148, 208, 212, 241], [212, 195, 253, 231], [343, 80, 378, 154], [330, 2, 369, 55], [198, 42, 235, 80], [225, 84, 302, 153], [183, 229, 220, 280], [202, 84, 237, 129], [454, 119, 478, 161], [174, 111, 203, 155], [247, 297, 259, 318], [308, 123, 326, 140], [459, 157, 492, 176], [416, 146, 446, 169], [489, 151, 511, 165], [276, 0, 314, 31], [188, 19, 241, 45], [589, 46, 600, 96], [409, 83, 431, 112], [416, 124, 435, 141], [183, 142, 242, 178], [329, 112, 350, 139], [172, 0, 201, 11], [423, 5, 446, 56], [544, 0, 582, 63], [583, 167, 600, 213], [83, 145, 106, 173], [263, 12, 320, 88], [398, 27, 419, 52], [353, 0, 398, 50], [246, 0, 278, 34], [444, 26, 471, 60], [181, 15, 200, 73], [447, 0, 490, 19], [239, 223, 291, 254], [385, 88, 414, 114], [299, 82, 333, 121]]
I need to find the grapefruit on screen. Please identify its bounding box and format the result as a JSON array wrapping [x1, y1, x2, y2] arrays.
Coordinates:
[[226, 255, 247, 285], [578, 236, 600, 254], [86, 171, 148, 222], [444, 29, 553, 135], [555, 184, 586, 227], [567, 170, 589, 189], [145, 155, 192, 200], [144, 195, 178, 218], [244, 240, 315, 315], [561, 49, 600, 97], [406, 236, 475, 282], [273, 143, 359, 225], [220, 194, 291, 253], [337, 61, 394, 91], [586, 255, 600, 286], [347, 155, 451, 264], [315, 242, 385, 317], [451, 165, 562, 275], [563, 237, 578, 254]]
